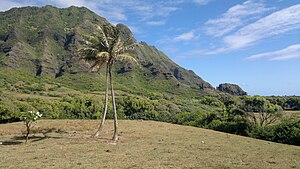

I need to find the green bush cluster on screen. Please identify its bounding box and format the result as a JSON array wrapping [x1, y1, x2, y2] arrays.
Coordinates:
[[267, 96, 300, 110], [10, 82, 46, 94], [171, 95, 299, 145], [0, 95, 104, 122], [171, 108, 249, 135], [0, 98, 20, 123], [117, 96, 179, 121], [250, 120, 300, 145]]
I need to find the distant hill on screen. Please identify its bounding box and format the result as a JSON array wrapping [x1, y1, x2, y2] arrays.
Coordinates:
[[0, 5, 213, 96]]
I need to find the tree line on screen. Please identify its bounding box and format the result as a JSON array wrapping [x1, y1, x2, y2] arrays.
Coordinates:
[[1, 94, 299, 145]]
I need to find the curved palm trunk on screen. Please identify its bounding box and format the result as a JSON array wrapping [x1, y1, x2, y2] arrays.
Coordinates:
[[94, 63, 109, 137], [109, 65, 118, 142]]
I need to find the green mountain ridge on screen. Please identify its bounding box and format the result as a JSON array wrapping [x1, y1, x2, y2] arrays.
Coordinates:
[[0, 5, 214, 96]]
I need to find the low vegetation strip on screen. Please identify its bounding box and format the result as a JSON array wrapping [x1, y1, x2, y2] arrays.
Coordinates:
[[0, 120, 299, 169]]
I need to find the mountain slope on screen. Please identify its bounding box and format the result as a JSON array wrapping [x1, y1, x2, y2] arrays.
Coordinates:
[[0, 5, 213, 97]]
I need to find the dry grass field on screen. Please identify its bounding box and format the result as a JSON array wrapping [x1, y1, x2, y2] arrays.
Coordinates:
[[284, 110, 300, 120], [0, 120, 299, 169]]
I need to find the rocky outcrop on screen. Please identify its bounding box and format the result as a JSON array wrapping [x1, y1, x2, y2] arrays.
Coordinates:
[[217, 83, 247, 96]]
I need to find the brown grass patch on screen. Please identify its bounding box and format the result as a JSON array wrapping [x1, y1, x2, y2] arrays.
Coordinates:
[[0, 120, 299, 168]]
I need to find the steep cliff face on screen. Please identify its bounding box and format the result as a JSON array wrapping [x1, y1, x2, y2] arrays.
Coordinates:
[[0, 6, 213, 95]]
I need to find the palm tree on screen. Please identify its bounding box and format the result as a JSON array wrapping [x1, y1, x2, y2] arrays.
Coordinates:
[[80, 25, 138, 142]]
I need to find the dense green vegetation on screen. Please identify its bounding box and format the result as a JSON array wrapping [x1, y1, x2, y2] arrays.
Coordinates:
[[1, 83, 300, 145], [266, 96, 300, 110]]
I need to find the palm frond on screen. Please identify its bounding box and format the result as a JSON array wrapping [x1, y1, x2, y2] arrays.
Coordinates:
[[112, 36, 124, 54], [116, 42, 140, 54], [89, 60, 107, 72], [81, 35, 99, 46], [79, 48, 99, 60], [96, 52, 109, 61], [96, 25, 110, 48], [115, 54, 138, 64], [89, 35, 101, 46]]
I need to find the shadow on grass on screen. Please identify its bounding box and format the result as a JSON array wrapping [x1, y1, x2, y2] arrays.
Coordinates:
[[0, 140, 23, 145], [0, 128, 67, 145]]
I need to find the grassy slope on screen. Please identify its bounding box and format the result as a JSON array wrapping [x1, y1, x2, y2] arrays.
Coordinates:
[[0, 120, 299, 169]]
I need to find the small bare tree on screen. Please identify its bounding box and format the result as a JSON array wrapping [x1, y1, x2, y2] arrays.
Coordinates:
[[20, 111, 42, 143], [244, 96, 283, 127]]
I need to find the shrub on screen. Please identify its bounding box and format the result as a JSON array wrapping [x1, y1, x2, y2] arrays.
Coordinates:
[[20, 110, 43, 143], [209, 121, 250, 135], [0, 100, 20, 123], [250, 120, 300, 145]]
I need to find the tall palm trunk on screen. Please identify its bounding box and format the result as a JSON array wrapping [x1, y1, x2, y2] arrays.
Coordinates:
[[109, 64, 118, 142], [94, 63, 110, 137]]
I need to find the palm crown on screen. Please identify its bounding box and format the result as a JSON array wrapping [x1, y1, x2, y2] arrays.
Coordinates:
[[80, 25, 138, 71]]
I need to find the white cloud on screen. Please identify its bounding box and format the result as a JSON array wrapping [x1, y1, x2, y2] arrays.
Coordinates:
[[224, 4, 300, 50], [205, 0, 271, 37], [174, 31, 196, 41], [245, 44, 300, 61], [146, 20, 166, 26], [206, 3, 300, 55]]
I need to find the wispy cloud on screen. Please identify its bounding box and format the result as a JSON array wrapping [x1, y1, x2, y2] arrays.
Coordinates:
[[131, 4, 178, 21], [146, 20, 166, 26], [127, 25, 142, 35], [207, 3, 300, 54], [224, 4, 300, 49], [192, 0, 212, 5], [160, 0, 213, 6], [174, 31, 196, 41], [205, 0, 271, 37], [245, 44, 300, 61]]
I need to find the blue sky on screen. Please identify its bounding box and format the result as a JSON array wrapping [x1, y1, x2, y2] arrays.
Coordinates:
[[1, 0, 300, 96]]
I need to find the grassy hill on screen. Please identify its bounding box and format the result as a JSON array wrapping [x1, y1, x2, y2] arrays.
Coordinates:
[[0, 120, 299, 168]]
